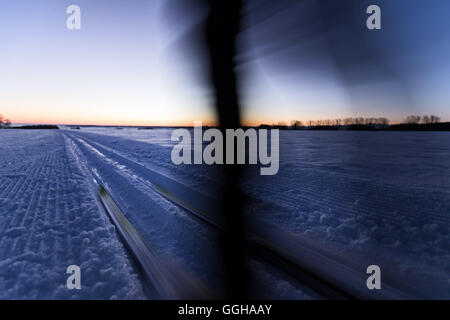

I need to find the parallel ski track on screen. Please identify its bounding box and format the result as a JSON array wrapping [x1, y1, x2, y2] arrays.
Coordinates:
[[0, 131, 145, 299], [63, 131, 417, 299]]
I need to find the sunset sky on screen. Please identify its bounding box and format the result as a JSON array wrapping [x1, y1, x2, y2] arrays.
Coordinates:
[[1, 0, 450, 126]]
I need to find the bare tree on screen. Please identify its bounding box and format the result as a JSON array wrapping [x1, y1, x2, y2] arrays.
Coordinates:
[[365, 117, 375, 125], [430, 115, 441, 123], [290, 120, 303, 129], [343, 118, 353, 125], [404, 115, 422, 124], [378, 117, 389, 126], [0, 115, 11, 128]]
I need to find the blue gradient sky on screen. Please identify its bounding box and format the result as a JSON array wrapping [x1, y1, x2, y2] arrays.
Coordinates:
[[1, 0, 449, 125]]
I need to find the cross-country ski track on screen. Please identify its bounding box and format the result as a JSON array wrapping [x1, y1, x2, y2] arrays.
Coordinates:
[[1, 129, 449, 299]]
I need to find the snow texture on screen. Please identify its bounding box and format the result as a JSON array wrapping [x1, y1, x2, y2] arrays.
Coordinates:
[[78, 128, 450, 298], [0, 130, 145, 299], [1, 128, 449, 298]]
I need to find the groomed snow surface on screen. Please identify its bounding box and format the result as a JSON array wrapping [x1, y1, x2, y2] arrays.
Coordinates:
[[0, 128, 449, 299], [0, 130, 144, 299]]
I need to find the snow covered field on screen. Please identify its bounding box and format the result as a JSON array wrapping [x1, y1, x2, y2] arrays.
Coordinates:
[[0, 128, 449, 298], [244, 131, 450, 298], [0, 130, 144, 299]]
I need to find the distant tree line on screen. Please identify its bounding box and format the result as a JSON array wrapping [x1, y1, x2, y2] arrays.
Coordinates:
[[288, 117, 390, 128], [0, 114, 11, 128], [403, 115, 440, 125], [259, 115, 448, 131]]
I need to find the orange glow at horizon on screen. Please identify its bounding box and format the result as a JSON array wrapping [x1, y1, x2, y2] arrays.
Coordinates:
[[8, 115, 274, 127], [5, 111, 411, 127], [6, 114, 218, 127]]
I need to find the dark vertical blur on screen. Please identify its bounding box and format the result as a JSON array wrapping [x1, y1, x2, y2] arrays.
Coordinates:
[[161, 0, 412, 299], [203, 0, 249, 299], [160, 0, 249, 299]]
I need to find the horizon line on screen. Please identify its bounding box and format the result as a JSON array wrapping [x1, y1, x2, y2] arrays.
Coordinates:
[[10, 120, 445, 128]]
